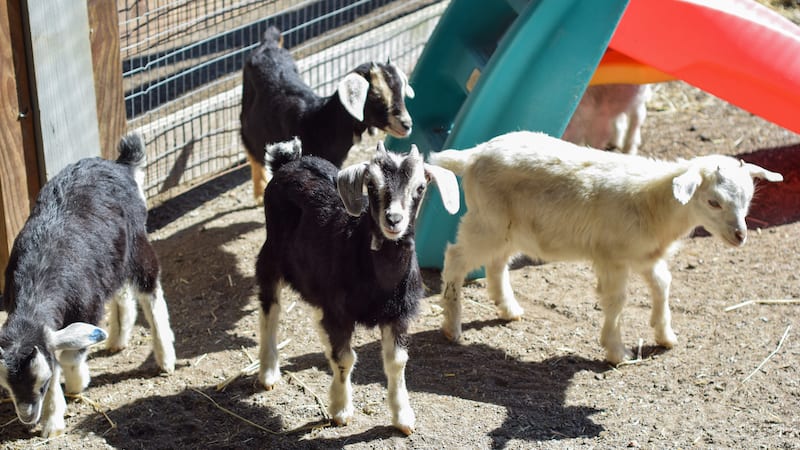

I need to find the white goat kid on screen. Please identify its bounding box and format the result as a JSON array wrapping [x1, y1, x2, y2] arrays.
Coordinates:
[[563, 83, 653, 154], [430, 131, 782, 364]]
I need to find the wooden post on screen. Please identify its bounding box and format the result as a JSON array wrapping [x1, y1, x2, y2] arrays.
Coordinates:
[[88, 0, 126, 159], [23, 0, 101, 181], [0, 0, 39, 292]]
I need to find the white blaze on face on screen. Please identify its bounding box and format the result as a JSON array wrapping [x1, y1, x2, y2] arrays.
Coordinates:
[[15, 350, 51, 425], [372, 65, 413, 138], [375, 152, 426, 241]]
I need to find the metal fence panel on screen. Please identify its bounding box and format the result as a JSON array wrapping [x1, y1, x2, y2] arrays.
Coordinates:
[[118, 0, 447, 202]]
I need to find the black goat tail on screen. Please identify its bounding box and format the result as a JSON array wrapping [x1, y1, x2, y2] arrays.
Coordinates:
[[117, 132, 147, 197], [116, 132, 146, 169], [265, 137, 302, 177]]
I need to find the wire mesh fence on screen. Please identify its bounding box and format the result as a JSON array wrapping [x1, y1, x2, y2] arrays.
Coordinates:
[[118, 0, 447, 202]]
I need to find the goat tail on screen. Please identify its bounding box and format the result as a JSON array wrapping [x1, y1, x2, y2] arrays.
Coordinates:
[[427, 148, 479, 176], [117, 132, 146, 169], [257, 26, 284, 51], [264, 137, 302, 178], [116, 132, 147, 195]]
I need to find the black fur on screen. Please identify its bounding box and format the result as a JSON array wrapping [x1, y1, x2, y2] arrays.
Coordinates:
[[240, 26, 412, 169], [256, 150, 423, 355]]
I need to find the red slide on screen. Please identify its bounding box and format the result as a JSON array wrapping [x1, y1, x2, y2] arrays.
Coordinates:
[[605, 0, 800, 134]]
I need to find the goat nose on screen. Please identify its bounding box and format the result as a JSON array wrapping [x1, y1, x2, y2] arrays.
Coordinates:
[[400, 120, 412, 131], [385, 212, 403, 226], [734, 229, 746, 244]]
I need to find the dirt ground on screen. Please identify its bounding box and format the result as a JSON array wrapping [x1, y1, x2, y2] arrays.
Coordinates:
[[2, 69, 800, 450]]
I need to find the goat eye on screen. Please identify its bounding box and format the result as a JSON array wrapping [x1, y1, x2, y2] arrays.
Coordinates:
[[708, 199, 722, 209], [416, 185, 425, 195]]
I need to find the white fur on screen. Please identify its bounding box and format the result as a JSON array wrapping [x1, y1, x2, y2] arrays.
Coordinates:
[[563, 84, 653, 154], [380, 324, 415, 434], [431, 131, 783, 364], [106, 282, 175, 373], [40, 363, 65, 437], [258, 301, 282, 389]]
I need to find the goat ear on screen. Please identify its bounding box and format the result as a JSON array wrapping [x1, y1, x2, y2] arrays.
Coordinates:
[[396, 67, 415, 99], [672, 168, 703, 205], [49, 323, 108, 351], [424, 163, 460, 215], [405, 83, 415, 99], [337, 162, 369, 216], [409, 144, 420, 159], [376, 140, 388, 155], [337, 73, 370, 122], [742, 162, 783, 182]]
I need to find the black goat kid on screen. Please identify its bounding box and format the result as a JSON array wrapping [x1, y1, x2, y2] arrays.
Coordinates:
[[240, 26, 416, 204], [255, 138, 459, 435]]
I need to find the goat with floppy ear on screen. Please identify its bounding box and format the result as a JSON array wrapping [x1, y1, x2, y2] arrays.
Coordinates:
[[255, 138, 458, 434], [338, 142, 456, 215], [0, 133, 175, 437], [430, 130, 783, 365], [240, 26, 416, 204]]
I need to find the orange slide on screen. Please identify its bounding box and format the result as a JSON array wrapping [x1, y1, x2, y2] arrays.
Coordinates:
[[590, 0, 800, 134]]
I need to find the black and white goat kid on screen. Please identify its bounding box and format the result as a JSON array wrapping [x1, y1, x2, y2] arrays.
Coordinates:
[[255, 138, 459, 435], [0, 133, 176, 437], [240, 26, 416, 204]]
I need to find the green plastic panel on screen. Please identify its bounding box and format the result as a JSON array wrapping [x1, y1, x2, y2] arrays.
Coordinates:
[[387, 0, 630, 272]]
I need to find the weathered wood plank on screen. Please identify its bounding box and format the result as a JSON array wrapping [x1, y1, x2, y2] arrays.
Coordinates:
[[24, 0, 101, 180], [88, 0, 127, 159], [0, 0, 39, 292]]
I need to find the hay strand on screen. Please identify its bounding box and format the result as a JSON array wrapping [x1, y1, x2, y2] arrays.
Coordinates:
[[191, 388, 281, 435], [741, 325, 791, 384], [285, 371, 331, 421], [66, 393, 116, 431], [724, 299, 800, 312], [215, 341, 289, 391]]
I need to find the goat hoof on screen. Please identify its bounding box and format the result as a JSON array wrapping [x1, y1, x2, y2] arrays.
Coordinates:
[[259, 370, 280, 390], [606, 347, 634, 366], [441, 327, 461, 342], [500, 311, 523, 321], [656, 329, 678, 349], [396, 424, 414, 436], [41, 423, 65, 438], [332, 415, 351, 427], [498, 303, 524, 321]]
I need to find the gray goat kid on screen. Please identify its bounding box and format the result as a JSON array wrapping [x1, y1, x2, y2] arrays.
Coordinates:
[[255, 138, 459, 435], [0, 133, 175, 437]]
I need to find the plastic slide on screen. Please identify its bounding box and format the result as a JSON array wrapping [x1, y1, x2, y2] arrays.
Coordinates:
[[391, 0, 800, 272], [609, 0, 800, 134], [386, 0, 630, 270], [589, 49, 676, 85]]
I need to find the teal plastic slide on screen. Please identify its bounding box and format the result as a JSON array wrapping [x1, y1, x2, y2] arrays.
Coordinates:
[[386, 0, 630, 271]]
